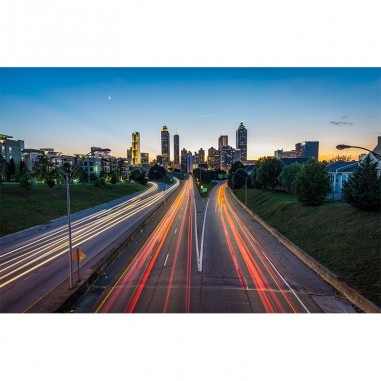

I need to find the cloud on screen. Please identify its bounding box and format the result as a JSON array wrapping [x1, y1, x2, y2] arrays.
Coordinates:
[[330, 120, 354, 126]]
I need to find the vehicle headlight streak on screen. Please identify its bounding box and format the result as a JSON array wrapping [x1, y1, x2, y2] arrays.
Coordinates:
[[96, 178, 189, 313], [0, 180, 180, 289], [220, 183, 310, 313]]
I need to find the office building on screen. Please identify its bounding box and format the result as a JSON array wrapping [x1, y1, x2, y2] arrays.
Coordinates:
[[194, 148, 205, 164], [218, 135, 228, 151], [207, 147, 220, 170], [174, 134, 180, 164], [181, 148, 188, 172], [236, 122, 247, 161], [141, 152, 149, 166], [132, 132, 141, 165], [275, 141, 319, 161], [161, 126, 170, 167], [0, 134, 25, 164], [220, 145, 236, 170]]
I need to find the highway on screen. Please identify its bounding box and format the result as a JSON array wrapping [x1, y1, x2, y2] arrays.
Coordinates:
[[93, 178, 356, 313], [0, 179, 179, 312]]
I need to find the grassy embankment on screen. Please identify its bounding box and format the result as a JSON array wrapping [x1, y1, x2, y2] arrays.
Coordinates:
[[235, 188, 381, 307], [0, 182, 145, 236]]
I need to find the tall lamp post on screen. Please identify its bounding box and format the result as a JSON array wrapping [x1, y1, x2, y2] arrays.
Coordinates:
[[336, 144, 381, 160], [63, 148, 108, 289]]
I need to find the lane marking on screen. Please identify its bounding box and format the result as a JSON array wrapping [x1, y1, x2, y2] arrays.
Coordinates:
[[174, 228, 177, 234], [198, 198, 210, 272], [164, 253, 169, 266]]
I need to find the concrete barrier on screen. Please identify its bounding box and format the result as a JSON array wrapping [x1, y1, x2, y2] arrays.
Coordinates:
[[229, 187, 381, 313]]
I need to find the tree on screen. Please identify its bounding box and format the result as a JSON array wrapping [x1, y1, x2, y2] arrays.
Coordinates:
[[193, 168, 211, 184], [0, 154, 6, 183], [73, 167, 89, 183], [228, 161, 245, 189], [6, 157, 16, 181], [294, 159, 332, 206], [232, 168, 248, 189], [329, 154, 353, 162], [148, 164, 166, 180], [32, 155, 55, 185], [280, 162, 304, 194], [110, 171, 119, 185], [342, 155, 381, 211], [16, 160, 28, 181], [19, 171, 33, 190], [255, 156, 283, 190]]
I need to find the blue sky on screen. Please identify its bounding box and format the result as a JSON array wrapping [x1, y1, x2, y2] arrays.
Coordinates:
[[1, 67, 380, 160]]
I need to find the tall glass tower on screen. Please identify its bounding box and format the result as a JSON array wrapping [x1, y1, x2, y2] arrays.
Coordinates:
[[132, 132, 141, 165], [236, 122, 247, 161], [161, 126, 170, 167], [174, 134, 179, 164]]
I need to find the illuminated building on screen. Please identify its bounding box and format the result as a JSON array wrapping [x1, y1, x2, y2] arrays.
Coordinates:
[[220, 145, 236, 170], [132, 132, 141, 165], [0, 134, 25, 163], [161, 126, 170, 167], [236, 122, 247, 161], [207, 147, 220, 170], [174, 134, 179, 164]]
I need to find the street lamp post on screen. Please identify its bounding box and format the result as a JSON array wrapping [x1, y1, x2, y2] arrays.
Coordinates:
[[63, 148, 108, 289], [336, 144, 381, 160]]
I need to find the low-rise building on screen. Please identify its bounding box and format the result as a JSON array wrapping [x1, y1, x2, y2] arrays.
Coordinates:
[[0, 134, 25, 163], [325, 160, 359, 200]]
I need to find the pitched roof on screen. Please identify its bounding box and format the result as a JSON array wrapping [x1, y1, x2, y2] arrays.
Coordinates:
[[325, 161, 359, 173]]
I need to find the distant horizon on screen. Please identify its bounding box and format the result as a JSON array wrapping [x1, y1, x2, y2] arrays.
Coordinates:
[[1, 67, 380, 162]]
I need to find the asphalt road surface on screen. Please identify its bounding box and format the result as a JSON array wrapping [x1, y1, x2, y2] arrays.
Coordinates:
[[0, 179, 179, 312], [89, 178, 356, 313]]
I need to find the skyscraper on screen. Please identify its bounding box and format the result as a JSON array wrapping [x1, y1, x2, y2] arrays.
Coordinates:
[[132, 132, 141, 165], [236, 122, 247, 161], [218, 135, 228, 151], [161, 125, 170, 167], [207, 147, 220, 170], [218, 135, 228, 169], [174, 134, 179, 164]]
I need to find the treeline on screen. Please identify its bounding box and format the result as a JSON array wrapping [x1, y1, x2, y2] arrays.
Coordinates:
[[228, 156, 380, 211], [0, 154, 146, 189]]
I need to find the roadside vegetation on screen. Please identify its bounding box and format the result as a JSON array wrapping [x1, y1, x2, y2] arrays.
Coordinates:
[[0, 181, 145, 236], [234, 187, 381, 307]]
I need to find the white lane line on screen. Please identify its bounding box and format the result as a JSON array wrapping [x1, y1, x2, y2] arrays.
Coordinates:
[[174, 228, 177, 234], [198, 198, 210, 272], [164, 253, 169, 266], [194, 198, 200, 267], [256, 247, 310, 313]]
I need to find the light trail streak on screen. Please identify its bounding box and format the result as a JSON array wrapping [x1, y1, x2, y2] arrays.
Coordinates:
[[163, 181, 190, 312], [0, 180, 180, 289], [221, 183, 309, 313], [96, 179, 186, 313], [224, 190, 310, 313]]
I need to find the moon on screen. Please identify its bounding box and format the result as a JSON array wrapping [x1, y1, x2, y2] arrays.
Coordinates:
[[108, 96, 111, 100]]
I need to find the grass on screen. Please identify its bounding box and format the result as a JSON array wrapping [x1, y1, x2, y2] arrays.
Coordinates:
[[235, 187, 381, 307], [197, 182, 217, 198], [0, 181, 145, 236]]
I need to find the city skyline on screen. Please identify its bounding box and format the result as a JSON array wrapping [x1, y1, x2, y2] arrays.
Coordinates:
[[1, 67, 380, 162]]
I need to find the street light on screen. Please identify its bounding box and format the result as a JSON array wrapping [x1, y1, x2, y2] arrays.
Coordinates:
[[336, 144, 381, 160], [62, 148, 108, 289]]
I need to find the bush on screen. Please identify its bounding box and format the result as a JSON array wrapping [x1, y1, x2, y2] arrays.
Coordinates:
[[294, 159, 331, 206]]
